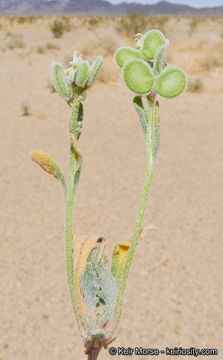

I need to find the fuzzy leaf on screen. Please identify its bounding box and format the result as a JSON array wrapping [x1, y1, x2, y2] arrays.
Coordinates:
[[111, 239, 131, 279], [81, 242, 119, 326], [97, 263, 119, 325], [153, 45, 167, 75], [133, 96, 148, 136], [74, 60, 90, 88], [50, 62, 73, 101], [155, 66, 187, 98], [115, 47, 141, 68], [87, 56, 103, 87], [141, 30, 166, 61], [73, 235, 103, 318], [81, 262, 100, 309], [123, 59, 154, 95]]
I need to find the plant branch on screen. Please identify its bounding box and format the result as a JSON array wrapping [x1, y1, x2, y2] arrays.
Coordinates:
[[65, 93, 85, 336], [112, 93, 155, 333]]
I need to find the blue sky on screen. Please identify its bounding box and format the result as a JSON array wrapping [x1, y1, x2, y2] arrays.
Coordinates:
[[107, 0, 223, 8]]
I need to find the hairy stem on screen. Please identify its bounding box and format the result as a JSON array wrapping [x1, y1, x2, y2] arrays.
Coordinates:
[[65, 93, 85, 336], [112, 94, 155, 333]]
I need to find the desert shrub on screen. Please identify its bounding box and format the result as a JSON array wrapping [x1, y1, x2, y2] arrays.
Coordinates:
[[6, 33, 26, 50], [189, 16, 203, 35], [116, 15, 168, 37], [59, 16, 71, 31], [88, 16, 99, 27], [118, 14, 148, 36], [36, 45, 46, 54], [4, 31, 12, 39], [45, 42, 60, 50], [17, 16, 26, 24], [50, 19, 66, 38], [188, 78, 204, 92], [50, 16, 70, 38], [21, 102, 31, 116]]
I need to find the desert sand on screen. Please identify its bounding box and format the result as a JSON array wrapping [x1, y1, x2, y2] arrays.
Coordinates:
[[0, 15, 223, 360]]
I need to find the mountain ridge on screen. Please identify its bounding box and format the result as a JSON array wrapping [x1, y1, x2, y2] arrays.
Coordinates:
[[0, 0, 223, 16]]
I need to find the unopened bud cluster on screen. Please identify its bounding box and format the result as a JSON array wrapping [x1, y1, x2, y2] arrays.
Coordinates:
[[50, 52, 103, 103]]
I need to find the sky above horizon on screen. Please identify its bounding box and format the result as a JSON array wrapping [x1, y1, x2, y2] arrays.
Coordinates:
[[107, 0, 223, 8]]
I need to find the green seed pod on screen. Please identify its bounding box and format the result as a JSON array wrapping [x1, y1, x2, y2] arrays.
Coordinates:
[[115, 47, 141, 68], [87, 56, 103, 87], [74, 60, 90, 88], [155, 66, 188, 99], [50, 62, 73, 101], [141, 30, 166, 61], [153, 44, 167, 75], [123, 59, 154, 95]]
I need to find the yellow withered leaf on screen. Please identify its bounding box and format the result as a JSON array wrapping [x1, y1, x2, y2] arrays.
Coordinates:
[[111, 238, 131, 279], [31, 150, 61, 180], [73, 235, 105, 318], [69, 132, 81, 161], [111, 225, 157, 279]]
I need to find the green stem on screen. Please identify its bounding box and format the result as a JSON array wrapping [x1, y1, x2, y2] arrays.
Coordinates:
[[112, 94, 155, 333], [65, 93, 85, 336]]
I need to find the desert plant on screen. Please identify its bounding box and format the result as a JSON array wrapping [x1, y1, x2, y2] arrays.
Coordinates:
[[31, 30, 187, 360], [45, 41, 60, 50], [188, 78, 204, 92], [50, 18, 66, 38], [36, 45, 46, 54], [6, 33, 25, 50], [21, 102, 30, 116]]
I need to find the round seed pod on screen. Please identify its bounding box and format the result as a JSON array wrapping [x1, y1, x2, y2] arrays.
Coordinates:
[[141, 30, 166, 61], [155, 66, 188, 99], [123, 59, 154, 95], [115, 47, 141, 68]]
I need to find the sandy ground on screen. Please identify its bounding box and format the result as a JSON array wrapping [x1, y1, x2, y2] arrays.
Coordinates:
[[0, 16, 223, 360]]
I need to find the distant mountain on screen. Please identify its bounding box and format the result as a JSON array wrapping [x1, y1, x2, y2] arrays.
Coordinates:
[[1, 0, 223, 16]]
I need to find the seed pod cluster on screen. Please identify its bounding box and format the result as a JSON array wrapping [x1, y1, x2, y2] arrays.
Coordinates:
[[115, 30, 187, 98]]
